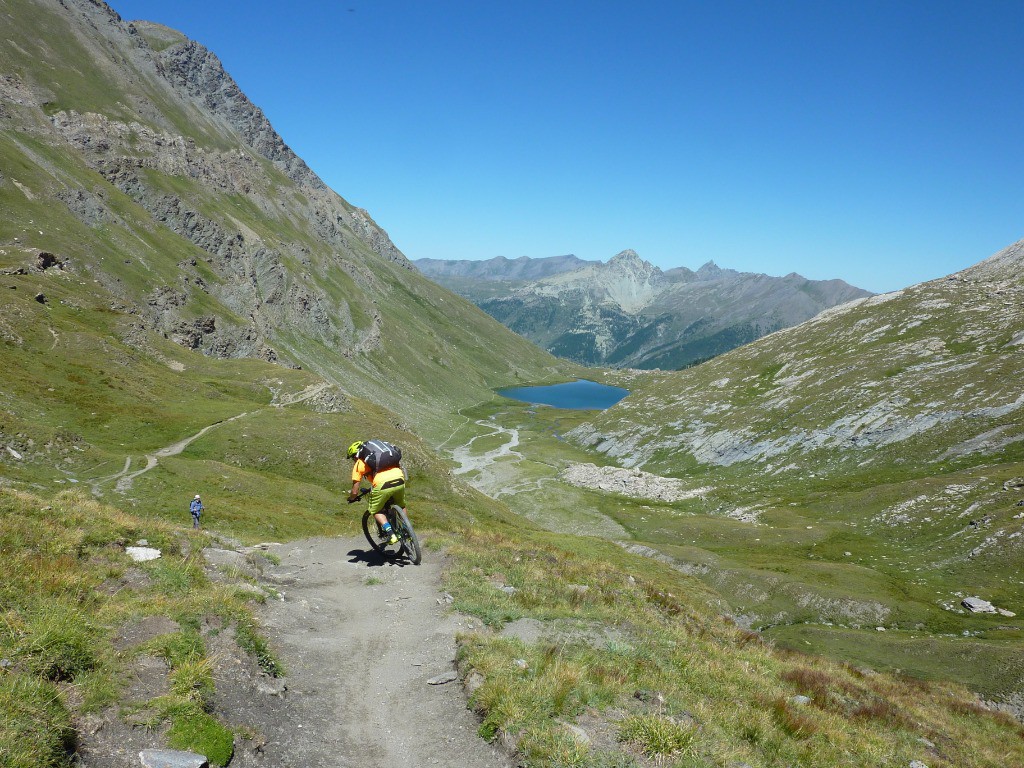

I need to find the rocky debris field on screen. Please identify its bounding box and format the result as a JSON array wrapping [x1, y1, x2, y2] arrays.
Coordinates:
[[558, 461, 711, 502]]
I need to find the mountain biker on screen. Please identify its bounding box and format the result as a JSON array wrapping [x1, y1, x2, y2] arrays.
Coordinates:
[[346, 439, 406, 546]]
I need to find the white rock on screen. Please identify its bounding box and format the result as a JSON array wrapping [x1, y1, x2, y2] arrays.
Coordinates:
[[558, 720, 592, 746], [464, 671, 485, 696], [961, 596, 997, 613], [6, 446, 22, 460], [126, 546, 161, 562]]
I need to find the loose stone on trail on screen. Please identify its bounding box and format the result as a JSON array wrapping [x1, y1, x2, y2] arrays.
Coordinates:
[[138, 749, 209, 768], [427, 671, 459, 685]]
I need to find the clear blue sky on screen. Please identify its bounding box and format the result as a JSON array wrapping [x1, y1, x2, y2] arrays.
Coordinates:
[[109, 0, 1024, 293]]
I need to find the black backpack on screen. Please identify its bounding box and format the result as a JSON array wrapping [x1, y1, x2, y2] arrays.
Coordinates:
[[358, 439, 402, 473]]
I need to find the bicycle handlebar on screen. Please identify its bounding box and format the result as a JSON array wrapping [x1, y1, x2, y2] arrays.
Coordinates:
[[347, 487, 371, 504]]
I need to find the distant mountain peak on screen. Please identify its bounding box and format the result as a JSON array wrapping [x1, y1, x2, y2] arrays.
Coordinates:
[[610, 249, 641, 263], [697, 260, 721, 274], [607, 249, 662, 280]]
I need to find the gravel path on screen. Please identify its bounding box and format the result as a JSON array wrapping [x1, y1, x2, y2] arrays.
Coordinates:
[[243, 536, 512, 768]]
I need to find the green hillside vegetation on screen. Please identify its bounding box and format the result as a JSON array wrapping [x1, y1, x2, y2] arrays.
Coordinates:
[[542, 255, 1024, 701], [449, 530, 1024, 768], [5, 475, 1023, 767], [0, 0, 575, 443]]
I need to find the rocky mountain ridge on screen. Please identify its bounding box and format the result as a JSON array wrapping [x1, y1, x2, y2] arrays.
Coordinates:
[[414, 253, 591, 280], [571, 241, 1024, 473], [416, 249, 872, 369], [0, 0, 567, 440]]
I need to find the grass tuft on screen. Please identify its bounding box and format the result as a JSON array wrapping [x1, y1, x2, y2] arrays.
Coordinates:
[[780, 666, 837, 702], [18, 604, 97, 682], [850, 697, 910, 727], [0, 673, 75, 768], [519, 725, 591, 767], [165, 702, 235, 767], [617, 713, 697, 759], [770, 697, 818, 739], [169, 655, 216, 709], [235, 618, 284, 678]]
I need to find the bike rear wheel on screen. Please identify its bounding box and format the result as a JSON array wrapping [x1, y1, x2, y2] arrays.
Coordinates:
[[392, 505, 422, 565]]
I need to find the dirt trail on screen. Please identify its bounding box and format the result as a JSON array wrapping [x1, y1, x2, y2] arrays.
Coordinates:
[[241, 536, 512, 768], [92, 383, 334, 495]]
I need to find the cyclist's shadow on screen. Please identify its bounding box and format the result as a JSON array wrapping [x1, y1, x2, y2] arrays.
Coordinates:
[[346, 547, 414, 568]]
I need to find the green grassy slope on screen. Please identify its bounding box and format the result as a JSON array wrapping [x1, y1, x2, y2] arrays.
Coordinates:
[[550, 243, 1024, 702], [7, 478, 1024, 768]]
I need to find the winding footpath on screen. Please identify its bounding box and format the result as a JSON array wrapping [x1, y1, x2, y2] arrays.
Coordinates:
[[237, 537, 512, 768], [90, 383, 333, 495]]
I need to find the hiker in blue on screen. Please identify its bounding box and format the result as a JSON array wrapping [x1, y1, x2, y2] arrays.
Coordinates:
[[190, 494, 203, 529]]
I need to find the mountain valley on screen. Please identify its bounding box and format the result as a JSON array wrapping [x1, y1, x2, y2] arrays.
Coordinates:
[[416, 250, 871, 369], [451, 240, 1024, 709]]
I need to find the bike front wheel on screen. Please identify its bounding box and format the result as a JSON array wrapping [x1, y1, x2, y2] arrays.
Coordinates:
[[361, 510, 387, 553], [392, 505, 422, 565]]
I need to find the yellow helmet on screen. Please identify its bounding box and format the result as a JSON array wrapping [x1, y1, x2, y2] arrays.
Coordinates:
[[346, 440, 364, 459]]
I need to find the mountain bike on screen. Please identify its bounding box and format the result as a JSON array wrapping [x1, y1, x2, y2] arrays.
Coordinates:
[[351, 487, 422, 565]]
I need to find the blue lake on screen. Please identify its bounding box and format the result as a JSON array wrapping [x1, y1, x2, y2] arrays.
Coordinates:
[[498, 380, 629, 410]]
